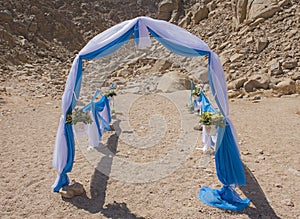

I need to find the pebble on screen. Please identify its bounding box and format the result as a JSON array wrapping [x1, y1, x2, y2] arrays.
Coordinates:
[[257, 149, 264, 154], [242, 151, 251, 155], [281, 198, 294, 207], [257, 155, 265, 160]]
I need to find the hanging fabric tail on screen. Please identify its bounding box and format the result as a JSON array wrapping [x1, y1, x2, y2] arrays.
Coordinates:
[[52, 122, 75, 192], [110, 82, 115, 90], [190, 80, 194, 105], [199, 185, 250, 211], [215, 119, 246, 186], [200, 91, 217, 113]]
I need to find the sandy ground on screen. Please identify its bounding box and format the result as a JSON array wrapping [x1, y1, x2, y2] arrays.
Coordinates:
[[0, 92, 299, 219]]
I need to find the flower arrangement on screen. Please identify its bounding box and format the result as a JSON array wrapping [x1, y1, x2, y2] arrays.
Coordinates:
[[65, 108, 93, 125], [192, 87, 201, 97], [105, 90, 117, 98], [199, 111, 225, 128], [105, 90, 117, 113]]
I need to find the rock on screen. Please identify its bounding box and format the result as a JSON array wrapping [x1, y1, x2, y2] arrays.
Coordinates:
[[192, 6, 209, 24], [245, 36, 254, 43], [0, 86, 6, 92], [249, 2, 282, 20], [274, 78, 296, 95], [219, 54, 230, 66], [282, 61, 297, 69], [244, 75, 270, 92], [233, 0, 248, 26], [31, 5, 42, 15], [69, 181, 85, 196], [0, 10, 13, 22], [157, 71, 190, 93], [178, 11, 192, 27], [59, 186, 75, 199], [288, 167, 300, 177], [295, 80, 300, 94], [242, 151, 251, 155], [278, 0, 292, 7], [219, 42, 230, 50], [292, 72, 300, 81], [28, 22, 38, 33], [207, 1, 217, 12], [281, 199, 294, 207], [157, 0, 178, 21], [257, 149, 264, 154], [287, 29, 298, 38], [257, 155, 265, 160], [253, 95, 261, 100], [268, 60, 283, 76], [227, 77, 248, 90], [256, 37, 269, 53], [230, 53, 244, 62], [20, 38, 29, 47], [155, 59, 172, 72], [250, 17, 265, 28], [189, 66, 208, 84]]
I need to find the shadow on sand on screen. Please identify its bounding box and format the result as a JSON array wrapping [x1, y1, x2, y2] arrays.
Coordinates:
[[63, 120, 144, 219], [228, 164, 280, 219]]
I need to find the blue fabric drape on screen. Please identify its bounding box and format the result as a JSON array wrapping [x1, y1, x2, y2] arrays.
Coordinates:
[[52, 123, 75, 192], [206, 51, 245, 186], [215, 121, 246, 185], [196, 91, 217, 113], [82, 95, 111, 139], [148, 28, 209, 57], [53, 27, 134, 192], [190, 80, 194, 104], [134, 21, 140, 46], [199, 186, 250, 211], [81, 27, 135, 60]]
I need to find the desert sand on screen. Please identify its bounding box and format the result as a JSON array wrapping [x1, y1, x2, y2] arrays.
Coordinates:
[[0, 92, 299, 219]]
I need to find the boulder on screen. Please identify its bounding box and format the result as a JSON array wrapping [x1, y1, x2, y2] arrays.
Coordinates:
[[274, 78, 296, 95], [252, 5, 281, 20], [157, 0, 178, 21], [250, 17, 265, 28], [188, 66, 209, 84], [235, 0, 248, 24], [278, 0, 292, 7], [192, 6, 209, 24], [153, 59, 172, 72], [291, 72, 300, 81], [244, 74, 270, 92], [227, 77, 248, 90], [207, 1, 217, 12], [230, 53, 244, 62], [232, 0, 282, 28], [268, 60, 283, 76], [0, 10, 13, 22], [157, 71, 190, 93], [245, 36, 254, 43], [178, 11, 192, 28], [296, 80, 300, 94], [282, 61, 297, 69], [256, 37, 269, 53], [247, 0, 281, 20]]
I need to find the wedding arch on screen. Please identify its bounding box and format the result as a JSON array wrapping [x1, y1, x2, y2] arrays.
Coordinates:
[[52, 16, 249, 210]]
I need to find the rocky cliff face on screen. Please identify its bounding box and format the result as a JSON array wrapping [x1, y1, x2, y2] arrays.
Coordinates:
[[166, 0, 300, 97], [0, 0, 299, 99]]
